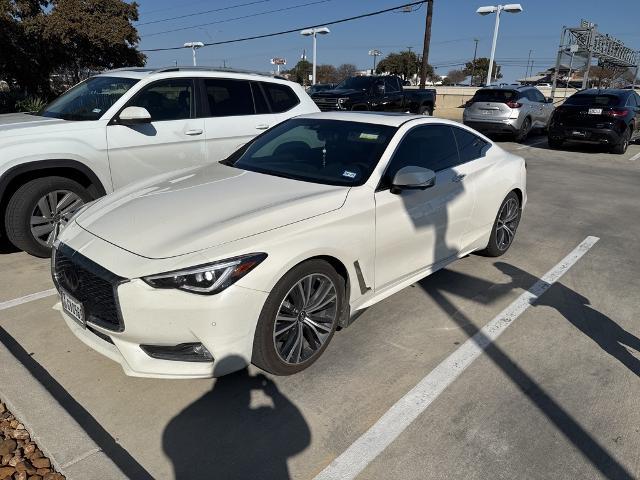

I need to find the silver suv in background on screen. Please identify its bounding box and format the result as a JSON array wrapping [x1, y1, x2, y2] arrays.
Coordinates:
[[463, 85, 555, 142]]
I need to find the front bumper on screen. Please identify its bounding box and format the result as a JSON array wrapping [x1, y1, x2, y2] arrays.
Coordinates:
[[463, 118, 518, 135], [56, 280, 268, 379], [549, 125, 623, 145]]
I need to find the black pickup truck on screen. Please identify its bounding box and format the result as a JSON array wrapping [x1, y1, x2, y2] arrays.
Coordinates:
[[310, 75, 436, 115]]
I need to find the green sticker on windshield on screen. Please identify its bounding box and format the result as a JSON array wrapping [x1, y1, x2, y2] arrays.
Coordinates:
[[359, 133, 379, 141]]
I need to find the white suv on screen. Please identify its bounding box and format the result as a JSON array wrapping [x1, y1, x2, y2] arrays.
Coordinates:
[[0, 67, 318, 257]]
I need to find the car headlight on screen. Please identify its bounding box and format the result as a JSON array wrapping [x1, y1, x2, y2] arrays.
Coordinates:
[[142, 253, 267, 295]]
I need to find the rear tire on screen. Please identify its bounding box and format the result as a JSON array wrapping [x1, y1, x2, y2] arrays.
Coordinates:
[[515, 117, 531, 143], [4, 176, 91, 257], [418, 104, 433, 116], [252, 260, 344, 375], [611, 128, 630, 155], [480, 192, 521, 257], [548, 137, 563, 149]]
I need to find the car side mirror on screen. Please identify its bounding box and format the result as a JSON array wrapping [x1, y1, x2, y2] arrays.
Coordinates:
[[390, 166, 436, 194], [118, 106, 152, 125], [545, 97, 554, 104]]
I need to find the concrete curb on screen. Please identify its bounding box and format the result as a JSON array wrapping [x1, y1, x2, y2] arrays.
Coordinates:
[[0, 337, 127, 480]]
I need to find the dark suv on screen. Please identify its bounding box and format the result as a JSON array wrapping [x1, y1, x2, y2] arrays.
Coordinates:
[[548, 89, 640, 154]]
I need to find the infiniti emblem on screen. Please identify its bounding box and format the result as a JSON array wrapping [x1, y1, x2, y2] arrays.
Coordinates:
[[63, 268, 80, 292]]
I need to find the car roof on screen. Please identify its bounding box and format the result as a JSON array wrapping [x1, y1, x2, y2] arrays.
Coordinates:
[[576, 88, 631, 96], [478, 84, 532, 91], [295, 111, 459, 127], [95, 66, 289, 82]]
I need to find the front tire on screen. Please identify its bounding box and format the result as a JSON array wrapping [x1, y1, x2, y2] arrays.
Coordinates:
[[4, 177, 90, 257], [480, 192, 521, 257], [252, 260, 344, 375]]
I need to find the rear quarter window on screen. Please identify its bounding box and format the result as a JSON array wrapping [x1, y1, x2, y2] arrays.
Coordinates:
[[261, 82, 300, 113]]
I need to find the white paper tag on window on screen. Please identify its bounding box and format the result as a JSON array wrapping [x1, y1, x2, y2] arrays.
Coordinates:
[[342, 170, 356, 179]]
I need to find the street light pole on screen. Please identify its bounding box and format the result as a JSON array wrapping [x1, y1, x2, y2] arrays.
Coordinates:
[[477, 4, 523, 85], [369, 49, 382, 75], [301, 27, 330, 85], [183, 42, 204, 66]]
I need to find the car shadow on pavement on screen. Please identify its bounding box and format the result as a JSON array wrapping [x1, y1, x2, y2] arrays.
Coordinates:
[[417, 263, 637, 480], [162, 359, 310, 480]]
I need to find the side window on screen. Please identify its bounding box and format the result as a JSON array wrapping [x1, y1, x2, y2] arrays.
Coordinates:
[[524, 90, 539, 103], [130, 79, 193, 121], [384, 77, 400, 93], [383, 125, 458, 186], [204, 78, 254, 117], [453, 128, 489, 163], [626, 93, 638, 107], [533, 89, 546, 103], [261, 82, 300, 113], [251, 82, 270, 114]]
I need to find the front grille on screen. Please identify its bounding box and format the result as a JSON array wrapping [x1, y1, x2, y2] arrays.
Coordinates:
[[53, 244, 127, 332], [313, 98, 340, 111]]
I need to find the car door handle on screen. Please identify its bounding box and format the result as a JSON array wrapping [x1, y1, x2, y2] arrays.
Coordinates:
[[256, 124, 270, 130], [452, 174, 466, 183], [184, 129, 203, 136]]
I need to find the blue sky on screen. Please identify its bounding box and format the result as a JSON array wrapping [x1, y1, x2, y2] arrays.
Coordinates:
[[134, 0, 640, 83]]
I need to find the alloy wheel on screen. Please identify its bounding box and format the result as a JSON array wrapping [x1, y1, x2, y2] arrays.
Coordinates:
[[273, 273, 338, 365], [30, 190, 84, 247], [496, 197, 519, 251]]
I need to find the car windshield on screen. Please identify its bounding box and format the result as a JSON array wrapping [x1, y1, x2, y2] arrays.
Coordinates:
[[40, 76, 139, 121], [224, 118, 397, 186], [336, 77, 374, 90], [563, 94, 622, 107], [472, 89, 518, 102]]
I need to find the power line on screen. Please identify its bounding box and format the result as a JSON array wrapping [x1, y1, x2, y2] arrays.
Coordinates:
[[142, 0, 334, 38], [137, 0, 271, 26], [140, 0, 428, 52]]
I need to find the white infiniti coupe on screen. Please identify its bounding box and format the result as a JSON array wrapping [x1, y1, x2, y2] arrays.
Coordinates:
[[52, 112, 526, 378]]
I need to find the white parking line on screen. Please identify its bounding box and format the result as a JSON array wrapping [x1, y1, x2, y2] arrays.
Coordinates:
[[0, 289, 57, 311], [516, 139, 547, 150], [314, 236, 599, 480], [629, 152, 640, 162]]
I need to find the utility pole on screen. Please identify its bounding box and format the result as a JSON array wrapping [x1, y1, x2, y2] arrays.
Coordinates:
[[419, 0, 434, 89], [525, 49, 532, 83], [470, 38, 479, 86]]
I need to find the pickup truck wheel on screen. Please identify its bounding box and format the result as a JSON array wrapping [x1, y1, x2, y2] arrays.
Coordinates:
[[418, 105, 433, 116], [5, 177, 90, 257]]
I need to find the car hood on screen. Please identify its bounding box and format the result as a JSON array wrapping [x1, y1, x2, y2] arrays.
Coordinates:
[[76, 163, 350, 259], [0, 112, 67, 130], [312, 88, 365, 98]]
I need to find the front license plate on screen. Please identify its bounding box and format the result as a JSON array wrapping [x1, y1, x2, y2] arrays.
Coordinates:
[[588, 108, 602, 115], [61, 289, 85, 328]]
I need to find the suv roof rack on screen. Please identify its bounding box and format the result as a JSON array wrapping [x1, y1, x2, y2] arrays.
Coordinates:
[[151, 66, 287, 79]]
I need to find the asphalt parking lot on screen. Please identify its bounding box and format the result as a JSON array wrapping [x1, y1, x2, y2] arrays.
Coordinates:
[[1, 136, 639, 480]]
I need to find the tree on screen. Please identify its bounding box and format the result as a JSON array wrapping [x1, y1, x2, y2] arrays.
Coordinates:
[[444, 69, 466, 85], [43, 0, 145, 84], [376, 50, 435, 82], [283, 59, 312, 85], [0, 0, 145, 97], [316, 64, 338, 84], [588, 64, 627, 88], [464, 57, 502, 85], [336, 63, 357, 82]]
